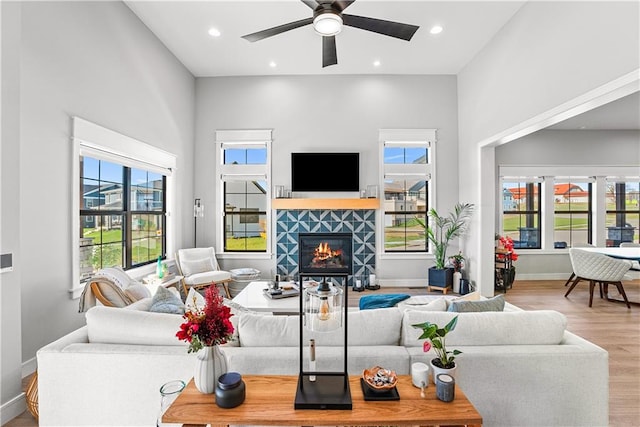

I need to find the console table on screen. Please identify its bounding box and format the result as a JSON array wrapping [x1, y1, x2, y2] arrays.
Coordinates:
[[162, 375, 482, 426]]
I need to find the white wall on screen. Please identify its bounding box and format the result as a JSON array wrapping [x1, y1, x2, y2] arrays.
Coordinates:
[[458, 1, 640, 295], [1, 2, 25, 422], [1, 1, 195, 416], [194, 75, 460, 284], [496, 129, 640, 279], [496, 130, 640, 166]]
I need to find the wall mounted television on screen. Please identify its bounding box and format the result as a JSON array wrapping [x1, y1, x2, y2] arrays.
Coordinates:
[[291, 152, 359, 192]]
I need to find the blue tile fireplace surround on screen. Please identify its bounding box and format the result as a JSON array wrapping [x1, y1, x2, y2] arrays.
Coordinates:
[[275, 209, 376, 286]]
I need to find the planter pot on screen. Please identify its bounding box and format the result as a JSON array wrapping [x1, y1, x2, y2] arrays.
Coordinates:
[[428, 267, 454, 289], [194, 345, 227, 394], [430, 358, 457, 382]]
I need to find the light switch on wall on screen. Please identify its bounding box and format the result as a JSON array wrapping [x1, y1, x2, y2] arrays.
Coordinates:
[[1, 253, 13, 273]]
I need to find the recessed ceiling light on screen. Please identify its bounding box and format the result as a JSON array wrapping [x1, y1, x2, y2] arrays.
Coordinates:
[[208, 27, 221, 37], [373, 60, 381, 67], [269, 61, 277, 68], [430, 25, 443, 35]]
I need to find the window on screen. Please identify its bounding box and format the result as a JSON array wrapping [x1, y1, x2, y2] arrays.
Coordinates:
[[216, 130, 272, 253], [502, 180, 541, 249], [380, 129, 435, 253], [72, 117, 176, 296], [553, 178, 592, 247], [80, 157, 166, 276], [605, 179, 640, 246]]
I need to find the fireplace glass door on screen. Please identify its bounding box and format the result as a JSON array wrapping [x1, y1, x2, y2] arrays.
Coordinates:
[[298, 233, 353, 275]]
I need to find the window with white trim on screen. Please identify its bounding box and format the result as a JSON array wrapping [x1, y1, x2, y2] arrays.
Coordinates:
[[501, 178, 542, 249], [379, 129, 435, 253], [605, 178, 640, 246], [498, 166, 639, 250], [215, 130, 272, 253], [553, 177, 592, 247], [72, 117, 176, 292]]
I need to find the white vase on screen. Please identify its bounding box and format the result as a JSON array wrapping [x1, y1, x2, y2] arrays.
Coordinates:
[[453, 271, 462, 294], [430, 358, 457, 383], [194, 345, 227, 394]]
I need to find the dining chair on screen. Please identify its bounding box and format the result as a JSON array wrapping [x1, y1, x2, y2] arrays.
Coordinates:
[[563, 243, 594, 287], [565, 248, 633, 308], [175, 247, 232, 299]]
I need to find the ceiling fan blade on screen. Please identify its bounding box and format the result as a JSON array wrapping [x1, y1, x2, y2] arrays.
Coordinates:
[[322, 36, 338, 68], [342, 14, 419, 41], [300, 0, 319, 10], [242, 17, 314, 42], [332, 1, 356, 12]]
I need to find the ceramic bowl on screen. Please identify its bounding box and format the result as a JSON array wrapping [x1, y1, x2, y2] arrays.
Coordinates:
[[362, 366, 398, 392]]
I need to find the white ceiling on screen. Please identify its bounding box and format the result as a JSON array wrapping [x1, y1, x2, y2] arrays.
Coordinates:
[[124, 0, 639, 131], [124, 0, 525, 76]]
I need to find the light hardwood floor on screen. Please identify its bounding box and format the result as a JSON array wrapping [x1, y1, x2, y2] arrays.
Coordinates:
[[4, 279, 639, 426]]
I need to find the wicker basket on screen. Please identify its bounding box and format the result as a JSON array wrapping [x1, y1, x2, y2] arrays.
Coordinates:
[[26, 371, 39, 421]]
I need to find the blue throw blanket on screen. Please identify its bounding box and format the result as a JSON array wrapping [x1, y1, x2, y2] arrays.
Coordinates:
[[359, 293, 411, 310]]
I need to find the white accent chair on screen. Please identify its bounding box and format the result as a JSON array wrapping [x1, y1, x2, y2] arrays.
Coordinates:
[[565, 248, 633, 308], [563, 243, 594, 287], [175, 247, 232, 298]]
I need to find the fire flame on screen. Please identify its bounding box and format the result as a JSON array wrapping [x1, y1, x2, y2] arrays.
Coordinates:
[[313, 242, 342, 261]]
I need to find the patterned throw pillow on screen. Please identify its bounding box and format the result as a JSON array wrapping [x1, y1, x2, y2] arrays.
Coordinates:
[[447, 294, 505, 313], [150, 286, 185, 315], [93, 266, 132, 289]]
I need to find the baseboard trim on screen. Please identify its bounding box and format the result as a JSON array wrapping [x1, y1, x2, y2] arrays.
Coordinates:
[[22, 356, 37, 378], [515, 273, 571, 281], [379, 278, 426, 288], [0, 392, 26, 425]]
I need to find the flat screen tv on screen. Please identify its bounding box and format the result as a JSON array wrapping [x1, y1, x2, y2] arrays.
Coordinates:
[[291, 152, 359, 192]]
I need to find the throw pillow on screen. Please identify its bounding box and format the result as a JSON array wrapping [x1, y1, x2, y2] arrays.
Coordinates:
[[180, 257, 215, 276], [397, 297, 448, 312], [448, 294, 505, 313], [93, 266, 132, 289], [150, 286, 185, 315], [185, 287, 206, 312], [125, 284, 152, 301]]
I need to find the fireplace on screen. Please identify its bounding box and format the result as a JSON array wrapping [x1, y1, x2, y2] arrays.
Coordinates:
[[298, 233, 353, 275]]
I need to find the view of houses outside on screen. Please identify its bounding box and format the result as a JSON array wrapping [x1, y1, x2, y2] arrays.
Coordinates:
[[502, 180, 640, 248], [383, 146, 428, 251], [223, 147, 267, 252], [80, 157, 165, 281]]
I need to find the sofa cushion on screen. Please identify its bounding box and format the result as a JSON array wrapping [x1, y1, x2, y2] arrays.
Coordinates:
[[397, 297, 448, 312], [184, 270, 231, 285], [238, 308, 403, 347], [86, 306, 186, 346], [448, 294, 505, 312], [401, 310, 567, 347], [150, 286, 185, 314], [124, 284, 152, 301]]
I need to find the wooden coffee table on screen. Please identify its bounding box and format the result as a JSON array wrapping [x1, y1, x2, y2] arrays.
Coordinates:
[[163, 375, 482, 426]]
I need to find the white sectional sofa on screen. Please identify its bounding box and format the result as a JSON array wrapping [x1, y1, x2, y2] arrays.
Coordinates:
[[37, 297, 608, 426]]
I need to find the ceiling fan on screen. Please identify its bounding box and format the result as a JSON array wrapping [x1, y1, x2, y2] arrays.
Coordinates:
[[241, 0, 420, 68]]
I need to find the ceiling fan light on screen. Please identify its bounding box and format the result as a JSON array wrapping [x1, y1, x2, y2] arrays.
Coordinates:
[[313, 12, 343, 36]]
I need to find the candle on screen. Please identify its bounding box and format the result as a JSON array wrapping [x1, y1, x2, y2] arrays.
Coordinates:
[[435, 373, 455, 402]]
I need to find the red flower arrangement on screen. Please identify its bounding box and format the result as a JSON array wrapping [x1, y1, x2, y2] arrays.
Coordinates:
[[176, 285, 234, 353], [497, 235, 519, 261]]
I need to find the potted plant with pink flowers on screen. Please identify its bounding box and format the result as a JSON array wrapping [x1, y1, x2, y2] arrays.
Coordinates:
[[412, 315, 461, 379]]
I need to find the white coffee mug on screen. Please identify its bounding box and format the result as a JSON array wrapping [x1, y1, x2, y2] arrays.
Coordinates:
[[411, 362, 429, 388]]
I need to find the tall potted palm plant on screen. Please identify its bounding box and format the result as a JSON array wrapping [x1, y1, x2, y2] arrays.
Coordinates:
[[416, 203, 474, 291]]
